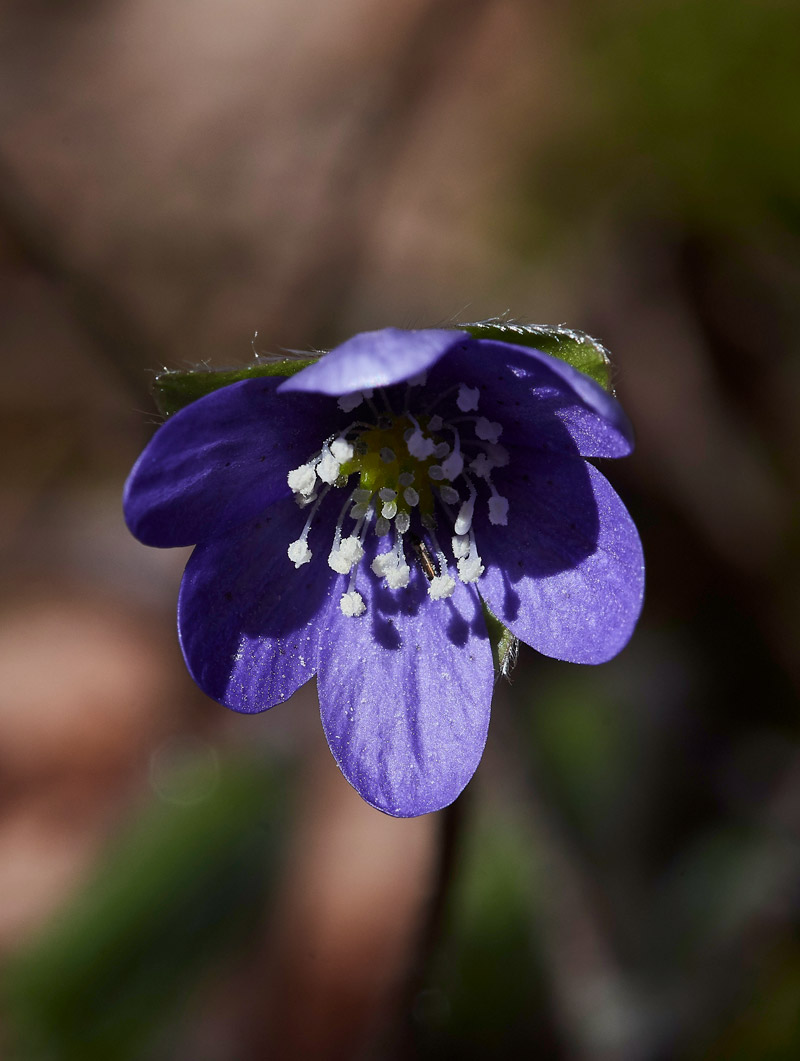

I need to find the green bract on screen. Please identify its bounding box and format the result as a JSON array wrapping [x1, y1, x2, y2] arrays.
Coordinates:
[[152, 355, 320, 418]]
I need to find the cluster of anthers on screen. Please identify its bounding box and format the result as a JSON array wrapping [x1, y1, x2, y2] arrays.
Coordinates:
[[285, 374, 511, 616]]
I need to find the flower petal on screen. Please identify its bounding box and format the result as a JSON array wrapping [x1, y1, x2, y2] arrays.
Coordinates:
[[279, 327, 468, 397], [178, 498, 338, 712], [124, 378, 337, 547], [430, 338, 634, 458], [477, 456, 644, 664], [316, 559, 493, 817]]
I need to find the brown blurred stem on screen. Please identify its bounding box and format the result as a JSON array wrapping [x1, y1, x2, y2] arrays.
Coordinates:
[[389, 794, 468, 1059]]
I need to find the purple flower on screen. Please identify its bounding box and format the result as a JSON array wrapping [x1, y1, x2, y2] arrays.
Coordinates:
[[124, 327, 643, 817]]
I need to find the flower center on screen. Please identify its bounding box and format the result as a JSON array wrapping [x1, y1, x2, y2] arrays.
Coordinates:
[[285, 380, 510, 616]]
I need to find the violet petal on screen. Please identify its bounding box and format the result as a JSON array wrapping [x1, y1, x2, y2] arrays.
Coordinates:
[[124, 378, 336, 548], [316, 556, 493, 817], [476, 455, 644, 663], [178, 498, 339, 711], [429, 338, 634, 458], [279, 327, 468, 397]]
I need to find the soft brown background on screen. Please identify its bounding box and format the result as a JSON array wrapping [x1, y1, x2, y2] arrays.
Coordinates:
[[1, 1, 798, 1058]]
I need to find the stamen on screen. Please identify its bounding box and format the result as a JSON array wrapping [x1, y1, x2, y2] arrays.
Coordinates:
[[475, 417, 503, 444], [470, 453, 493, 479], [456, 528, 484, 583], [289, 380, 509, 608], [440, 425, 464, 480], [451, 534, 470, 559], [340, 590, 366, 616], [286, 486, 331, 567], [428, 573, 456, 600], [406, 413, 436, 459], [457, 384, 480, 412], [317, 446, 342, 484], [386, 565, 410, 589], [426, 530, 456, 600], [488, 493, 509, 526], [454, 480, 477, 535], [328, 492, 364, 572], [287, 462, 317, 497], [329, 535, 364, 573], [287, 539, 312, 567], [330, 437, 354, 462], [371, 527, 410, 589]]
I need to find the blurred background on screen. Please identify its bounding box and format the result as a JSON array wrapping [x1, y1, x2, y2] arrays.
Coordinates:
[[0, 0, 798, 1057]]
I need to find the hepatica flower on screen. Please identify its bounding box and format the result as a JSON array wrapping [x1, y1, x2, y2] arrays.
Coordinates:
[[124, 326, 643, 816]]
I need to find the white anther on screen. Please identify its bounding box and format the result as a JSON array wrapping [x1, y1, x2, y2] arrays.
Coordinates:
[[454, 493, 476, 536], [352, 488, 372, 503], [328, 551, 351, 574], [457, 384, 480, 412], [403, 487, 420, 507], [376, 517, 391, 537], [287, 539, 312, 567], [340, 591, 366, 617], [407, 430, 435, 459], [452, 534, 470, 559], [457, 555, 485, 583], [328, 535, 364, 573], [339, 536, 364, 564], [476, 417, 503, 444], [350, 502, 370, 519], [428, 465, 445, 481], [427, 414, 443, 431], [470, 453, 493, 479], [428, 574, 456, 600], [330, 438, 354, 462], [441, 450, 464, 480], [287, 463, 317, 496], [439, 485, 460, 505], [371, 552, 392, 576], [433, 441, 450, 459], [380, 447, 396, 464], [488, 494, 509, 525], [396, 511, 410, 534], [378, 487, 396, 501], [317, 450, 341, 484], [398, 471, 415, 487], [381, 500, 398, 519], [386, 564, 411, 589]]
